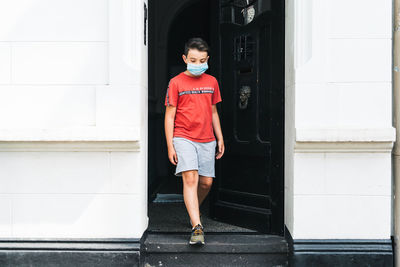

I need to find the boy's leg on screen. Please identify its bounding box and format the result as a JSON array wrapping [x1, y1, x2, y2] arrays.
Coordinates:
[[198, 175, 213, 206], [182, 169, 201, 228], [196, 140, 216, 206]]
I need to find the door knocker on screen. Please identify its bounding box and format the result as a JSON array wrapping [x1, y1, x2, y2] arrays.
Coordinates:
[[238, 85, 251, 110]]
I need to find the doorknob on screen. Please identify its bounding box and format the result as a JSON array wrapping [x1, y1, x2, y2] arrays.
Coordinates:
[[238, 85, 251, 109]]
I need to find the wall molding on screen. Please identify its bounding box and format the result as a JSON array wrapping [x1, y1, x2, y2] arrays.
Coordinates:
[[0, 127, 140, 151], [0, 141, 140, 152], [295, 127, 396, 152]]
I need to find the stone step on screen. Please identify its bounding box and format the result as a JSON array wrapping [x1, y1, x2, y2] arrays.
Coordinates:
[[140, 232, 289, 267]]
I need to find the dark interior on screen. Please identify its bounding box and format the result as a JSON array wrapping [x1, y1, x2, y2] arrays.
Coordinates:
[[147, 0, 233, 232], [147, 0, 216, 201]]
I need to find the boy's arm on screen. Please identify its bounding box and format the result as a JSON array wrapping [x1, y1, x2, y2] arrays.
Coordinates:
[[164, 78, 179, 164], [165, 105, 177, 150], [211, 104, 223, 141], [212, 104, 225, 159]]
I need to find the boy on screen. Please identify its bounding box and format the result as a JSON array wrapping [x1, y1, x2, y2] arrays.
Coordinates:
[[164, 37, 225, 245]]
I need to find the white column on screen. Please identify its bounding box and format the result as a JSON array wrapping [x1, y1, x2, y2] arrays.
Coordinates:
[[286, 0, 395, 239]]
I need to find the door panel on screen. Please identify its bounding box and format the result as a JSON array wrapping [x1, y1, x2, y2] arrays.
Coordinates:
[[210, 0, 284, 235]]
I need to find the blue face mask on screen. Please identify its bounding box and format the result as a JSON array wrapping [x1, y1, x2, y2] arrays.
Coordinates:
[[187, 62, 208, 76]]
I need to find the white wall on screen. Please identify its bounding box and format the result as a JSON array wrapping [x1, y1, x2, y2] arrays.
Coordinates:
[[0, 0, 148, 239], [0, 0, 393, 241], [285, 0, 395, 239]]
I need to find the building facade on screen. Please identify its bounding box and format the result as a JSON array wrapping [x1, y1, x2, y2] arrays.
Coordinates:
[[0, 0, 395, 266]]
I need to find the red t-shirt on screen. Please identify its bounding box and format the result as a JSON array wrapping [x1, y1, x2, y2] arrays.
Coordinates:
[[164, 71, 222, 142]]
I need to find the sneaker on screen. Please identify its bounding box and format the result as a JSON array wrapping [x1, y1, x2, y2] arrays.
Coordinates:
[[189, 224, 205, 245], [189, 212, 202, 227]]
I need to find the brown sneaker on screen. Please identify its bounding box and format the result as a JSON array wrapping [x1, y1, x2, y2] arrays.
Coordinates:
[[189, 223, 204, 245]]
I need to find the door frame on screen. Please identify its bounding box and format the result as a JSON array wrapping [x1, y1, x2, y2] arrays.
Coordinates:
[[147, 0, 288, 235]]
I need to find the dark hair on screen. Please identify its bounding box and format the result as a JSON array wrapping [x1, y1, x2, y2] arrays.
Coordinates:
[[184, 37, 210, 57]]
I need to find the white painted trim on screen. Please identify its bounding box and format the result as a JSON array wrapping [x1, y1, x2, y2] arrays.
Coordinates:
[[294, 0, 314, 68], [295, 141, 394, 153], [108, 0, 144, 86], [295, 127, 396, 152], [0, 126, 140, 151], [0, 141, 139, 151], [0, 127, 140, 141], [296, 127, 396, 142]]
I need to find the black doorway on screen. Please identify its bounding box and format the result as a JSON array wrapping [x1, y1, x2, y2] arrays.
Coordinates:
[[147, 0, 284, 236]]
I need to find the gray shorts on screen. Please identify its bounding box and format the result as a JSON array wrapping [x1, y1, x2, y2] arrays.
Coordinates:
[[172, 136, 217, 178]]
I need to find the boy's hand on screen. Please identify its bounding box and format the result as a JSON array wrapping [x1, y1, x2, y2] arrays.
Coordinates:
[[168, 146, 178, 165], [216, 139, 225, 159]]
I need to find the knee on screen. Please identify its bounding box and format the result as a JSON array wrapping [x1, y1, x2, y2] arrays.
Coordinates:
[[199, 179, 213, 190], [182, 170, 198, 187]]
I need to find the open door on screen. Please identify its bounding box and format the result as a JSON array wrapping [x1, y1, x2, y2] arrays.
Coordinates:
[[210, 0, 284, 235]]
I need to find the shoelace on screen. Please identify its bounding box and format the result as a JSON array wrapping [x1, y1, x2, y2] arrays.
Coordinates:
[[192, 224, 203, 235], [192, 228, 203, 236], [193, 229, 202, 235]]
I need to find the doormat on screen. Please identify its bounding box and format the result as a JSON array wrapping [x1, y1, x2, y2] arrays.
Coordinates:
[[152, 193, 184, 203]]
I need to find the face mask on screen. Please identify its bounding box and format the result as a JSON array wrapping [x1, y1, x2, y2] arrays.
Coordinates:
[[187, 62, 208, 76]]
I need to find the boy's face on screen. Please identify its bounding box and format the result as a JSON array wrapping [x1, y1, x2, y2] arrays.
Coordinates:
[[182, 48, 209, 65]]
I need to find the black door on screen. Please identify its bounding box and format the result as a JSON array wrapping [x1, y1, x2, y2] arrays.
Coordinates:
[[210, 0, 284, 235]]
